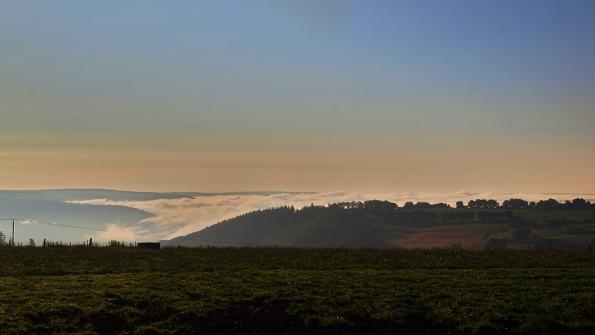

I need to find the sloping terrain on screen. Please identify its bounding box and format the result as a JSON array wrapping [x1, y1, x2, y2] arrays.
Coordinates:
[[166, 202, 595, 250]]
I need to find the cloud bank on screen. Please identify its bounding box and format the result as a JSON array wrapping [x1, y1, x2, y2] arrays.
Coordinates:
[[69, 191, 595, 242]]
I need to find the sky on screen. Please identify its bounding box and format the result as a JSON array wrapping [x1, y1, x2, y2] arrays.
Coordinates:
[[1, 0, 594, 194]]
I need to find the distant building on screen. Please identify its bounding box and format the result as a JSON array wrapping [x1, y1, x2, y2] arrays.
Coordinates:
[[137, 242, 160, 250]]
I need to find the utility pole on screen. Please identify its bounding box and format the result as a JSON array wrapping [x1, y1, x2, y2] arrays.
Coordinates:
[[12, 218, 15, 247]]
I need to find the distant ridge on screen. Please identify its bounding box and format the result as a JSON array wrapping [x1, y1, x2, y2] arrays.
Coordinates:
[[0, 189, 313, 201]]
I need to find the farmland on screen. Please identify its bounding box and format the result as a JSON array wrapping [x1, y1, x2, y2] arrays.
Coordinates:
[[0, 247, 594, 334]]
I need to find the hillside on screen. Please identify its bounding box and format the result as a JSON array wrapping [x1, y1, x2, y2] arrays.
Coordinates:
[[166, 200, 595, 249]]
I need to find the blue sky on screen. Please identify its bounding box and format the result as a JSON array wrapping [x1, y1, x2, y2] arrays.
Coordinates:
[[1, 1, 594, 192]]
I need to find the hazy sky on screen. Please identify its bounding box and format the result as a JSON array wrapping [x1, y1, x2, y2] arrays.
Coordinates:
[[1, 1, 594, 193]]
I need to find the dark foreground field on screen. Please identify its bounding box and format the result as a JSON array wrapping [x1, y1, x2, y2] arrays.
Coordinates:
[[1, 248, 594, 334]]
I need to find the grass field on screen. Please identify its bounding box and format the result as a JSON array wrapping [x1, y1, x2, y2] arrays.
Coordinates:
[[1, 247, 595, 334]]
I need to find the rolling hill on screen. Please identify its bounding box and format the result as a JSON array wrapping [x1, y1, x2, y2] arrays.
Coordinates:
[[166, 200, 595, 249]]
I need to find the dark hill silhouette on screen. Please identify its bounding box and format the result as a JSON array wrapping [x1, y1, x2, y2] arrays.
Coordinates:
[[166, 201, 443, 248], [166, 199, 595, 249]]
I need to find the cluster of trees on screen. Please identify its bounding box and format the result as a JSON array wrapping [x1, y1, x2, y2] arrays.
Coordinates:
[[334, 198, 594, 211], [302, 202, 440, 223], [464, 199, 499, 209], [403, 202, 450, 209], [249, 198, 595, 228], [457, 198, 595, 210], [331, 200, 450, 211], [232, 199, 578, 228], [261, 198, 594, 227]]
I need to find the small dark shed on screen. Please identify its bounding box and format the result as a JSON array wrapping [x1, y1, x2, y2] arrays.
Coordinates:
[[137, 242, 160, 250]]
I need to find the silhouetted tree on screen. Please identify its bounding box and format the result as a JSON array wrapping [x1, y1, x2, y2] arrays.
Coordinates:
[[0, 231, 6, 246], [364, 200, 398, 211], [456, 201, 466, 209], [502, 198, 529, 209], [413, 202, 432, 209], [28, 238, 35, 247], [430, 202, 451, 209], [565, 198, 591, 210], [333, 201, 364, 210], [468, 199, 499, 209], [536, 199, 560, 209]]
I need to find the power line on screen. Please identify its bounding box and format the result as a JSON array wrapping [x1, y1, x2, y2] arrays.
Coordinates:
[[0, 218, 166, 240], [3, 218, 278, 246], [1, 218, 245, 245], [29, 220, 166, 239]]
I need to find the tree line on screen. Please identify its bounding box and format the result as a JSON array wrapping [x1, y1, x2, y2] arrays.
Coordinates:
[[333, 198, 594, 211]]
